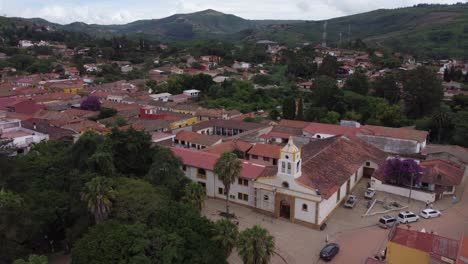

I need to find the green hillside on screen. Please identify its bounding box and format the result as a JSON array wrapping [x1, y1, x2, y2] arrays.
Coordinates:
[[1, 4, 468, 58]]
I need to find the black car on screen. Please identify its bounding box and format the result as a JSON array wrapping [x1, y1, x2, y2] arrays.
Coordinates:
[[320, 243, 340, 261]]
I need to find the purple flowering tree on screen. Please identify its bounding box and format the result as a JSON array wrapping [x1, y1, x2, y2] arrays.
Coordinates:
[[383, 158, 423, 187], [80, 96, 101, 111]]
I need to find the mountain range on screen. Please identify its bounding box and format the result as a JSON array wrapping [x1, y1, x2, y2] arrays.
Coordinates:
[[2, 4, 468, 58]]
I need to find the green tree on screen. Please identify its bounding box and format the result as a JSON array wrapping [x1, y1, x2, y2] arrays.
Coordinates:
[[431, 105, 452, 143], [145, 146, 188, 199], [452, 111, 468, 147], [318, 55, 338, 78], [13, 255, 47, 264], [112, 178, 167, 224], [237, 225, 275, 264], [402, 66, 443, 118], [81, 177, 116, 224], [320, 111, 340, 124], [373, 74, 400, 104], [212, 219, 238, 258], [313, 76, 341, 109], [375, 103, 407, 127], [296, 99, 304, 121], [345, 71, 369, 95], [214, 153, 242, 216], [72, 221, 151, 264], [282, 97, 296, 120], [183, 182, 206, 211], [109, 128, 153, 176]]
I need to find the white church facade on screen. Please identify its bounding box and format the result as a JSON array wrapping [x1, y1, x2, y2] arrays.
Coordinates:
[[172, 136, 387, 229]]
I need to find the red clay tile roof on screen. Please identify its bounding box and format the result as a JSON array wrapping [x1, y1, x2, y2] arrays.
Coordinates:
[[260, 131, 291, 140], [423, 144, 468, 164], [420, 159, 464, 186], [279, 119, 311, 129], [175, 131, 200, 142], [248, 144, 281, 159], [7, 100, 44, 115], [171, 147, 267, 180], [297, 136, 387, 199], [457, 235, 468, 264], [391, 228, 459, 260], [303, 122, 358, 138], [359, 125, 428, 142], [203, 140, 253, 155]]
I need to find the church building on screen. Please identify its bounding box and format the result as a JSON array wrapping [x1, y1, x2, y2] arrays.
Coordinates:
[[173, 135, 387, 229]]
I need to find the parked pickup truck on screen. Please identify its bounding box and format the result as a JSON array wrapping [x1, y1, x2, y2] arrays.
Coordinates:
[[364, 188, 376, 199], [344, 195, 358, 208]]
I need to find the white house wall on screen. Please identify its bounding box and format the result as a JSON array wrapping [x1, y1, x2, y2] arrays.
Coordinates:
[[256, 189, 275, 213], [371, 177, 436, 202], [294, 198, 316, 224]]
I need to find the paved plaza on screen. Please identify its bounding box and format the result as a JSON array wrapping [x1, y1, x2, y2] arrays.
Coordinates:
[[202, 178, 468, 264]]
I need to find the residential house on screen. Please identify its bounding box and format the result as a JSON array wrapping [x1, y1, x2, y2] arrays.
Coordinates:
[[298, 81, 313, 90], [246, 143, 280, 166], [183, 89, 201, 98], [168, 94, 191, 103], [172, 147, 270, 207], [44, 79, 84, 94], [22, 118, 75, 141], [150, 93, 172, 102], [18, 40, 34, 48], [5, 100, 44, 115], [173, 130, 222, 150], [0, 117, 49, 155], [203, 140, 253, 158], [192, 119, 268, 137], [371, 159, 464, 202], [386, 228, 459, 264]]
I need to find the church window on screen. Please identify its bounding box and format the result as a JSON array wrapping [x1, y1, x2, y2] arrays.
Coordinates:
[[263, 195, 269, 201], [302, 204, 308, 211], [282, 181, 289, 188], [281, 162, 285, 173], [297, 161, 300, 172], [287, 163, 291, 174]]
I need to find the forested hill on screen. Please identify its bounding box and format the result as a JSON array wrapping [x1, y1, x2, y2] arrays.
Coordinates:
[[1, 3, 468, 58]]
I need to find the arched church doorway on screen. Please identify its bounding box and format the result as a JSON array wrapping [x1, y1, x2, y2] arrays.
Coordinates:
[[280, 200, 291, 219]]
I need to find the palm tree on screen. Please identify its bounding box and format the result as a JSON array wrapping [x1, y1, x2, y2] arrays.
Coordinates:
[[183, 182, 206, 211], [431, 107, 451, 143], [81, 176, 116, 224], [212, 218, 238, 257], [214, 152, 242, 216], [237, 225, 275, 264]]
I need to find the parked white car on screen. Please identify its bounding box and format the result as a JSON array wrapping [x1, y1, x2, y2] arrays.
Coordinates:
[[397, 211, 419, 224], [420, 209, 441, 219]]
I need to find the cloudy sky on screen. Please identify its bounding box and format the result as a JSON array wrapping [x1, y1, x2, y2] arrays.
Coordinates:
[[0, 0, 465, 24]]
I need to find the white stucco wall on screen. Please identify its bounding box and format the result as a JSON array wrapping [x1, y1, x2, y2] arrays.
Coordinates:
[[256, 189, 275, 212], [371, 177, 436, 202], [294, 198, 316, 224], [318, 192, 335, 224]]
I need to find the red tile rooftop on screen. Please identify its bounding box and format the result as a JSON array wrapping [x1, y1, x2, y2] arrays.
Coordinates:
[[457, 235, 468, 264], [391, 228, 459, 260], [171, 147, 267, 180]]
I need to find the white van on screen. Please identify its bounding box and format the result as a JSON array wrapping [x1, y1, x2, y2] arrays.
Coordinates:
[[397, 211, 419, 224], [378, 215, 397, 228]]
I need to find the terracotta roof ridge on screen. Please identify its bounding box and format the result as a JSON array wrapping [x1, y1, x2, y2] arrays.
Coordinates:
[[303, 136, 342, 162]]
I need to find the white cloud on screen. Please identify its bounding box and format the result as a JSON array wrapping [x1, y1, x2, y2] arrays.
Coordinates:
[[0, 0, 465, 24]]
